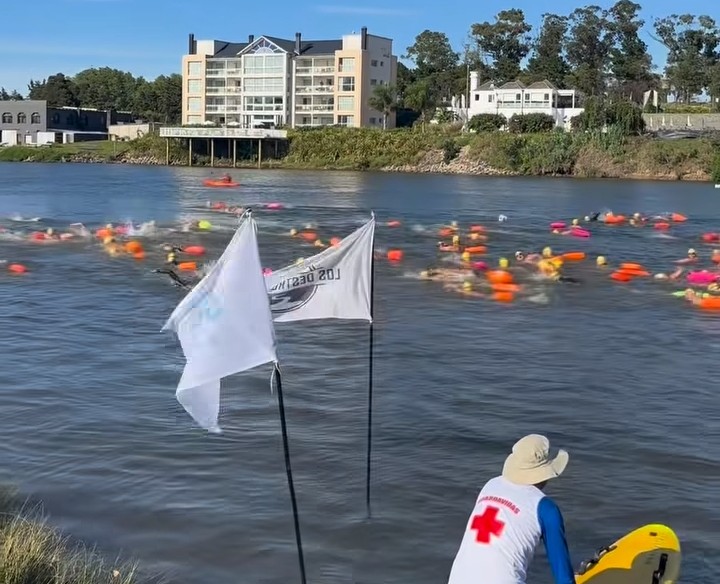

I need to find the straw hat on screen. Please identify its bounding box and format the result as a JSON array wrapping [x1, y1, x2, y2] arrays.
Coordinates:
[[502, 434, 569, 486]]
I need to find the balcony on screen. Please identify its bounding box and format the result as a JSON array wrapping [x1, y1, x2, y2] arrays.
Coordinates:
[[295, 105, 334, 112], [206, 86, 242, 95], [295, 85, 335, 94], [205, 105, 242, 113], [296, 66, 336, 75], [225, 69, 242, 76], [206, 69, 226, 77]]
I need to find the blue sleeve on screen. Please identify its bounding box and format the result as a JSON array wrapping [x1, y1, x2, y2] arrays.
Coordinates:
[[538, 497, 576, 584]]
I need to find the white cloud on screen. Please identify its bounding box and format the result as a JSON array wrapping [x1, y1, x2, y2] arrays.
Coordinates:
[[314, 5, 416, 16]]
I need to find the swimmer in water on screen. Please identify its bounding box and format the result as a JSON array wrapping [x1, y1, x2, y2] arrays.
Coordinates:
[[420, 267, 472, 282], [515, 250, 541, 264], [596, 255, 608, 267], [654, 266, 685, 281], [443, 280, 487, 298], [166, 251, 179, 265], [153, 268, 191, 289], [676, 248, 699, 264], [222, 173, 232, 183], [584, 212, 601, 222]]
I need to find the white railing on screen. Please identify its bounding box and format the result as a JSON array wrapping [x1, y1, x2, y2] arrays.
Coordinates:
[[225, 69, 242, 76], [205, 105, 243, 113], [295, 86, 334, 94], [206, 87, 242, 94], [206, 69, 225, 77], [295, 105, 334, 112], [161, 126, 288, 139], [296, 66, 336, 75]]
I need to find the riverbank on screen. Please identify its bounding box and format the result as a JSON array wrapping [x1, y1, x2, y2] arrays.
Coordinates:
[[1, 128, 718, 181], [0, 486, 143, 584]]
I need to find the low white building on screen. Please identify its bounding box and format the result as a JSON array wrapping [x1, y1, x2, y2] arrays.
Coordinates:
[[461, 73, 584, 130]]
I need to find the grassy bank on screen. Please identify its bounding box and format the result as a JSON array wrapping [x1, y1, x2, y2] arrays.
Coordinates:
[[1, 128, 718, 181], [0, 486, 147, 584]]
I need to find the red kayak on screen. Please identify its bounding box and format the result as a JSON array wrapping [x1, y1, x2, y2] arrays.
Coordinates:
[[203, 179, 239, 187]]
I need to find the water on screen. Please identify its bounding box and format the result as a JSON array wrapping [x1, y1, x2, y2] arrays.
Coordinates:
[[0, 162, 718, 584]]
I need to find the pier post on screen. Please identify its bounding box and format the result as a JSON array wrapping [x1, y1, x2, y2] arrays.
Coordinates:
[[210, 138, 214, 167], [188, 138, 192, 166], [233, 140, 237, 168], [165, 139, 169, 165], [258, 139, 262, 169]]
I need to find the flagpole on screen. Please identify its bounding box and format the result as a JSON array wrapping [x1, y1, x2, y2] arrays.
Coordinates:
[[273, 364, 307, 584], [365, 230, 376, 519]]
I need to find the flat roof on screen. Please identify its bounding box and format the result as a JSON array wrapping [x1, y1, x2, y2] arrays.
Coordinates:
[[159, 126, 287, 139]]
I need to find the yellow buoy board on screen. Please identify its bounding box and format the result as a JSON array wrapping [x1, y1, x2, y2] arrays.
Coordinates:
[[575, 524, 681, 584]]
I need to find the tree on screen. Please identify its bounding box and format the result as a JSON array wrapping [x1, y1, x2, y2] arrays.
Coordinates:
[[404, 30, 459, 102], [653, 14, 720, 103], [368, 85, 398, 129], [607, 0, 654, 99], [0, 88, 21, 100], [395, 62, 416, 107], [152, 74, 182, 124], [565, 6, 613, 96], [27, 73, 78, 107], [470, 9, 532, 83], [526, 13, 570, 87], [73, 67, 138, 111], [404, 79, 438, 129]]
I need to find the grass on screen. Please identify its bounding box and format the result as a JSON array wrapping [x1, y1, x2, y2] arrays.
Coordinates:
[[0, 485, 151, 584]]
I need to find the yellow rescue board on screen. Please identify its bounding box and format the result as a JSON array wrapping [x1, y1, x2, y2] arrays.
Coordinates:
[[575, 524, 681, 584]]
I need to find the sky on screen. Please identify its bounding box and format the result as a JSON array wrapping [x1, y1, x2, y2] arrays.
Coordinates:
[[0, 0, 714, 94]]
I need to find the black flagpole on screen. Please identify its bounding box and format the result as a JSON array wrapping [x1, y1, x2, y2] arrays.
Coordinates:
[[273, 363, 307, 584], [365, 228, 376, 518]]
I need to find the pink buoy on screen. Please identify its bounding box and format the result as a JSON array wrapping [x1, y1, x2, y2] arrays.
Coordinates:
[[263, 267, 273, 275], [550, 222, 566, 229], [265, 203, 284, 210], [472, 261, 488, 271], [686, 271, 718, 285], [570, 228, 590, 238]]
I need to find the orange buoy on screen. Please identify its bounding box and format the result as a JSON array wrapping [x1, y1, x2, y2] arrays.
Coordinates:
[[469, 225, 485, 233], [463, 245, 487, 254], [617, 268, 650, 277], [299, 231, 317, 242], [620, 263, 644, 271], [698, 296, 720, 309], [386, 220, 401, 228], [95, 228, 112, 239], [604, 215, 626, 224], [486, 270, 514, 285], [133, 251, 146, 260], [183, 245, 206, 256], [562, 252, 586, 262], [8, 263, 27, 274], [387, 249, 404, 262], [438, 228, 454, 237], [177, 261, 197, 271], [654, 222, 670, 230], [125, 241, 143, 254], [492, 291, 514, 303], [610, 271, 631, 282], [330, 237, 341, 247], [491, 283, 520, 293], [671, 213, 687, 222]]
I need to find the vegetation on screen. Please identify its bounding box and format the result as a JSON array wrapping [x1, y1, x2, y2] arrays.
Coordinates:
[[468, 114, 506, 132], [508, 113, 556, 134], [0, 485, 146, 584]]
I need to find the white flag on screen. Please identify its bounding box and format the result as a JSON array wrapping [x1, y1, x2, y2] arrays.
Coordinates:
[[162, 213, 277, 433], [265, 215, 375, 323]]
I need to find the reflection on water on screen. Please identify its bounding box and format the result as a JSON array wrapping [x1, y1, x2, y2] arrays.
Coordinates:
[[0, 162, 718, 584]]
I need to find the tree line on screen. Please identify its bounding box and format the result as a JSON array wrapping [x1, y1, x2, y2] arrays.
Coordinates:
[[0, 68, 181, 124]]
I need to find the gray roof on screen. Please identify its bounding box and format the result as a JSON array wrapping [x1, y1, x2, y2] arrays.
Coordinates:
[[213, 35, 342, 58], [498, 81, 525, 90], [476, 81, 495, 91], [527, 80, 557, 90]]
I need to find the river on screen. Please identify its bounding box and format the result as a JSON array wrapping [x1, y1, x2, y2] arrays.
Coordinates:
[[0, 162, 717, 584]]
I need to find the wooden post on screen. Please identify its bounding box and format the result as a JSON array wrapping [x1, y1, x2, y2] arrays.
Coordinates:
[[274, 140, 278, 158], [188, 138, 192, 166], [233, 140, 237, 168], [165, 138, 169, 165], [210, 139, 214, 167], [257, 139, 262, 169]]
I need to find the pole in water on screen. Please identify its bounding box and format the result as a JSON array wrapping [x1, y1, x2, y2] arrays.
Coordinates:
[[365, 238, 376, 518], [273, 364, 307, 584]]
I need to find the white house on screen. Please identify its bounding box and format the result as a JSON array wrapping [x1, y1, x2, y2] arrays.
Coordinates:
[[460, 73, 584, 130]]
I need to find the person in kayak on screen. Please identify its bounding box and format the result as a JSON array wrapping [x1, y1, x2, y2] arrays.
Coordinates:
[[447, 434, 575, 584], [222, 173, 232, 183]]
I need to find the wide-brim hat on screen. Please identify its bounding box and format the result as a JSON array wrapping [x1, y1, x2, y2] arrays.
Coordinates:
[[502, 434, 569, 486]]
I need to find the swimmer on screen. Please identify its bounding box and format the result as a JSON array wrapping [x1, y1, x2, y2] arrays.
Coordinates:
[[443, 280, 486, 298], [313, 239, 326, 248], [420, 267, 473, 282], [571, 218, 579, 227], [166, 251, 178, 265], [289, 228, 298, 237], [437, 241, 459, 252], [596, 255, 608, 267], [153, 268, 191, 290], [584, 212, 600, 222], [542, 246, 553, 259], [676, 248, 699, 264], [515, 250, 541, 264], [222, 173, 232, 183]]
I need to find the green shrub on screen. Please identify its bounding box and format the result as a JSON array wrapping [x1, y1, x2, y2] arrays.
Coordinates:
[[442, 139, 461, 164], [712, 153, 720, 183], [468, 113, 506, 132], [508, 113, 556, 134]]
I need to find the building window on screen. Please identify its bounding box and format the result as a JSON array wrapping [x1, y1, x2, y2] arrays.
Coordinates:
[[243, 96, 283, 111], [52, 113, 60, 124], [369, 117, 376, 124], [515, 93, 521, 101], [371, 60, 378, 66], [339, 77, 355, 92], [338, 96, 354, 111], [524, 93, 530, 101], [188, 79, 202, 94], [188, 97, 202, 112], [488, 95, 493, 102], [17, 112, 27, 124], [337, 115, 354, 126], [339, 58, 355, 73], [1, 113, 12, 123], [188, 62, 202, 76], [243, 54, 284, 74], [244, 77, 284, 92], [247, 37, 284, 54], [31, 113, 41, 124], [370, 79, 377, 86], [544, 93, 550, 101], [187, 115, 202, 124], [380, 61, 384, 66]]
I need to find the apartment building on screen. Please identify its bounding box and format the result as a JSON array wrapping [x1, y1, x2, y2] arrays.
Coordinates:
[[182, 28, 397, 129]]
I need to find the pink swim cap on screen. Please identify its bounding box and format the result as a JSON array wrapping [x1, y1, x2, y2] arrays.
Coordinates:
[[473, 261, 488, 271], [262, 267, 273, 275]]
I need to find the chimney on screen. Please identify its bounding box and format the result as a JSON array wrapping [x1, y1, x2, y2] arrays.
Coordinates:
[[295, 32, 301, 54], [361, 27, 367, 50], [248, 34, 254, 43], [188, 33, 195, 55]]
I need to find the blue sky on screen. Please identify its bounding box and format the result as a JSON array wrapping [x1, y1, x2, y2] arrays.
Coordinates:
[[0, 0, 713, 94]]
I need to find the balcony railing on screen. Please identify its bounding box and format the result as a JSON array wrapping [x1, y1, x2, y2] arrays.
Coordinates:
[[496, 101, 553, 108], [296, 66, 336, 75], [295, 86, 334, 94], [225, 69, 242, 76], [206, 69, 226, 77], [295, 105, 334, 112], [205, 105, 243, 113], [206, 86, 242, 94]]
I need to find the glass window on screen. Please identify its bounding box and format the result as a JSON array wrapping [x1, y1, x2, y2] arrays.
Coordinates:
[[243, 96, 284, 111], [370, 79, 377, 86], [515, 93, 521, 101], [17, 112, 27, 124], [371, 60, 378, 67], [1, 112, 12, 123], [544, 93, 550, 101], [188, 79, 202, 94], [188, 62, 202, 76], [488, 95, 493, 102], [243, 54, 284, 74], [188, 97, 202, 112], [243, 77, 284, 92], [339, 58, 355, 73], [338, 96, 354, 111], [31, 112, 41, 124], [187, 115, 202, 124], [339, 77, 355, 92], [337, 115, 354, 126], [524, 93, 530, 101]]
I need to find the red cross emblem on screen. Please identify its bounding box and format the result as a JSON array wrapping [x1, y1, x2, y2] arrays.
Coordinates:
[[471, 506, 505, 543]]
